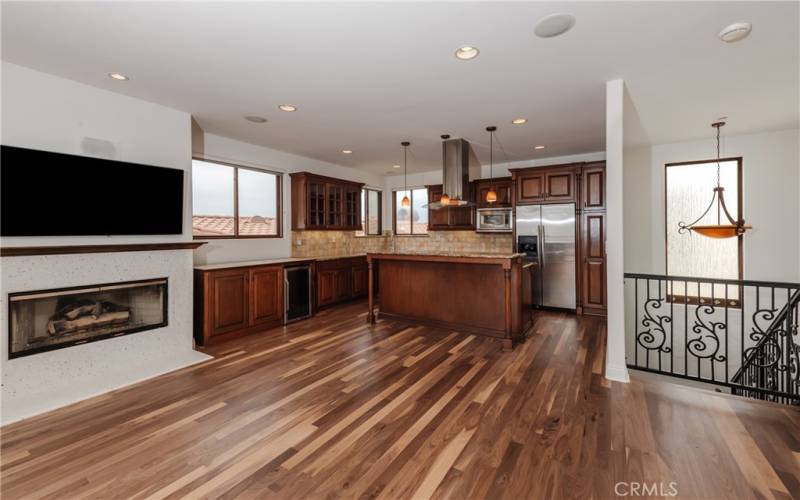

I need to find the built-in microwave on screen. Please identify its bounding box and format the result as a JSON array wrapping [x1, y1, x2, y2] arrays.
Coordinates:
[[476, 208, 513, 233]]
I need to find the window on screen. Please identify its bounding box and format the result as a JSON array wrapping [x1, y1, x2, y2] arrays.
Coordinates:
[[393, 188, 428, 235], [356, 188, 382, 236], [666, 158, 742, 301], [192, 158, 281, 238]]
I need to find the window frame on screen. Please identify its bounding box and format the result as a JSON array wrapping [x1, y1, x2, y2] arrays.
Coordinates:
[[356, 188, 383, 237], [664, 156, 743, 306], [191, 157, 283, 240], [392, 187, 429, 236]]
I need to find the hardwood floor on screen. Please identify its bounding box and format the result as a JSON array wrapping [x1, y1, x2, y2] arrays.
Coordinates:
[[2, 301, 799, 499]]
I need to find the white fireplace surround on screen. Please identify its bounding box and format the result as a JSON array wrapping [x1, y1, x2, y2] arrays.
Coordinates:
[[0, 249, 210, 425]]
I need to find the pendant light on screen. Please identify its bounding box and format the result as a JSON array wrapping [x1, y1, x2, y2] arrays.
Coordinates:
[[439, 134, 450, 206], [401, 141, 411, 208], [486, 126, 498, 203], [678, 121, 751, 238]]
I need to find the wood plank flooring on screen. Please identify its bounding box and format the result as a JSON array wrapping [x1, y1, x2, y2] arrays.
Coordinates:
[[2, 301, 799, 499]]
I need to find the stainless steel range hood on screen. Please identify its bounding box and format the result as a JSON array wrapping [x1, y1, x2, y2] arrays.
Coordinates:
[[432, 137, 481, 208]]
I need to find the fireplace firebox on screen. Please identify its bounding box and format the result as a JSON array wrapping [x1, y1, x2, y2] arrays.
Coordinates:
[[8, 278, 168, 358]]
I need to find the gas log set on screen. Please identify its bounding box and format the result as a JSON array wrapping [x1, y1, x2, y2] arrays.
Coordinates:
[[47, 298, 131, 336]]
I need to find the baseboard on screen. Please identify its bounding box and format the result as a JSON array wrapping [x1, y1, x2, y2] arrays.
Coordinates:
[[605, 363, 630, 383]]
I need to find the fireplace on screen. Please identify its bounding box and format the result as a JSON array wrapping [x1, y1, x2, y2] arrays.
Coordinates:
[[8, 278, 168, 359]]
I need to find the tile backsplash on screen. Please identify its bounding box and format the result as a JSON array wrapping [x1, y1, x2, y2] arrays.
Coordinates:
[[291, 230, 513, 257]]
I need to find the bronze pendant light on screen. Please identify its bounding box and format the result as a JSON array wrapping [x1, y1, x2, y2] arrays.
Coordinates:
[[439, 134, 451, 206], [678, 121, 751, 239], [401, 141, 411, 208], [486, 126, 498, 203]]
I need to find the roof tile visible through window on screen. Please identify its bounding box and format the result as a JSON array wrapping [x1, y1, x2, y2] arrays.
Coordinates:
[[193, 215, 277, 236]]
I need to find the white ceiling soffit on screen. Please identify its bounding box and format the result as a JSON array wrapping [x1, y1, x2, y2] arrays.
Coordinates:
[[2, 2, 797, 173]]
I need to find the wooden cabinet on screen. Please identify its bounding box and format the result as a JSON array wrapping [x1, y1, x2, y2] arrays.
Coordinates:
[[516, 172, 545, 203], [352, 262, 369, 297], [291, 172, 363, 230], [581, 162, 606, 210], [195, 264, 286, 345], [315, 256, 369, 308], [207, 268, 250, 339], [580, 212, 606, 315], [426, 184, 475, 230], [511, 161, 607, 316], [475, 177, 512, 208], [545, 171, 574, 200], [511, 164, 580, 205], [250, 265, 284, 327]]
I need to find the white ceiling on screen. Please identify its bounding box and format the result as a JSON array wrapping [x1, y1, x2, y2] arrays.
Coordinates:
[[2, 2, 798, 174]]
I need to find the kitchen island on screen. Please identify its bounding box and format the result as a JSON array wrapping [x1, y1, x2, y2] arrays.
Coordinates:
[[367, 252, 531, 349]]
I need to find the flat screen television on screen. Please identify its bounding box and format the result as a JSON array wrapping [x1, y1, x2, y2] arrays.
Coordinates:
[[1, 145, 184, 236]]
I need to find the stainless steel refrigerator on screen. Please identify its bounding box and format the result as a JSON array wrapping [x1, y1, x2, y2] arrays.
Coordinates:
[[516, 204, 576, 310]]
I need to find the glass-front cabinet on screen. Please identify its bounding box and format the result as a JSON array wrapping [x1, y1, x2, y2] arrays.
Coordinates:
[[290, 172, 364, 230], [327, 183, 343, 227]]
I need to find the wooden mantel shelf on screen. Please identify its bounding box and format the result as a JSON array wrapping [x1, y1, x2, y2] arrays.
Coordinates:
[[1, 242, 206, 257]]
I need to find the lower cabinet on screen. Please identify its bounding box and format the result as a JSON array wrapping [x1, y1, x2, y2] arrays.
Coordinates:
[[316, 256, 369, 308], [195, 264, 285, 346]]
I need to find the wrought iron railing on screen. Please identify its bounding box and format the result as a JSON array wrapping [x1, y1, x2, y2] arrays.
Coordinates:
[[624, 273, 800, 404]]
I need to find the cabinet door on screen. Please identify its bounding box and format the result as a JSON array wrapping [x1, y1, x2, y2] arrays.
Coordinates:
[[545, 171, 574, 201], [517, 173, 545, 203], [326, 184, 343, 227], [582, 164, 605, 210], [448, 205, 475, 228], [344, 187, 361, 229], [317, 270, 336, 306], [352, 265, 368, 297], [581, 212, 606, 313], [250, 265, 284, 327], [209, 269, 250, 337], [496, 181, 513, 207], [334, 268, 352, 301], [308, 182, 326, 228], [477, 180, 512, 208], [427, 186, 450, 230]]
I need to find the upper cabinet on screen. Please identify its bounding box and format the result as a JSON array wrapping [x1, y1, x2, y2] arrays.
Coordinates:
[[581, 161, 606, 211], [475, 177, 512, 208], [427, 184, 476, 230], [511, 163, 581, 205], [291, 172, 364, 230]]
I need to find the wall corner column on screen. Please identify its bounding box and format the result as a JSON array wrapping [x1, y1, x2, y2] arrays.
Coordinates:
[[604, 79, 630, 383]]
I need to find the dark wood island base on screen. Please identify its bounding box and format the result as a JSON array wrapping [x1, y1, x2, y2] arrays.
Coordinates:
[[367, 253, 531, 349]]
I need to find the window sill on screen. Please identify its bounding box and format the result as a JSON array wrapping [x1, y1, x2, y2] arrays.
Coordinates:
[[193, 235, 282, 240], [393, 234, 429, 237]]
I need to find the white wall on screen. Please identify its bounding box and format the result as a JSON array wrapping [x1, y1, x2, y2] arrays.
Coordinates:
[[0, 62, 193, 245], [194, 133, 386, 265], [0, 62, 208, 425], [623, 128, 800, 282], [604, 80, 629, 383]]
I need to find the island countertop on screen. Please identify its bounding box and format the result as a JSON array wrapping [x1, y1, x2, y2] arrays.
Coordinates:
[[366, 252, 531, 349], [367, 252, 525, 267]]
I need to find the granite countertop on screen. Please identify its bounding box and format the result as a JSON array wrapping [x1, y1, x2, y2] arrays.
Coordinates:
[[368, 251, 526, 259], [194, 254, 366, 270]]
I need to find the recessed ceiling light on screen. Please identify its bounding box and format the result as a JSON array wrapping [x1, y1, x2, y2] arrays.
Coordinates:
[[108, 72, 129, 81], [534, 145, 546, 150], [718, 22, 752, 43], [278, 104, 297, 112], [245, 116, 268, 123], [342, 149, 353, 154], [392, 164, 401, 169], [455, 46, 480, 60], [534, 13, 576, 38], [512, 118, 528, 125]]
